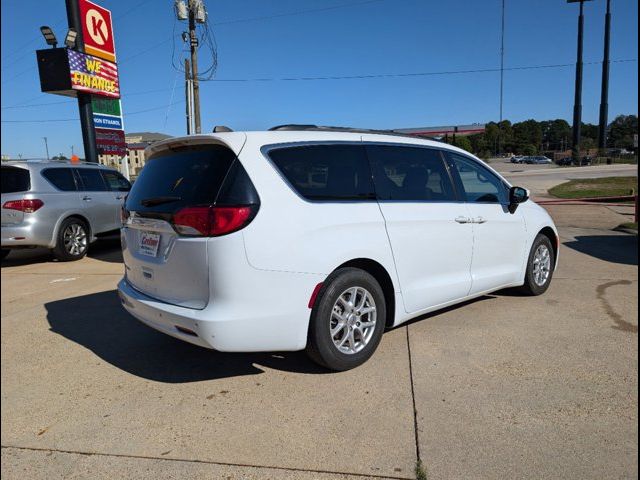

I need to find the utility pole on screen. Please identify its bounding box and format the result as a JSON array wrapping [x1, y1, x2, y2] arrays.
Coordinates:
[[185, 58, 192, 134], [498, 0, 505, 156], [598, 0, 612, 155], [43, 137, 50, 160], [569, 0, 592, 166], [188, 0, 202, 134], [65, 0, 98, 163]]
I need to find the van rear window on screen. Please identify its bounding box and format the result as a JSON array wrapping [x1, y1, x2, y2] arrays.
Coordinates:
[[1, 166, 30, 194], [125, 145, 238, 213]]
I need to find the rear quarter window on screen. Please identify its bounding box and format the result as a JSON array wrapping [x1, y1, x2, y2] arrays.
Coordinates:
[[267, 144, 374, 201], [1, 166, 30, 194]]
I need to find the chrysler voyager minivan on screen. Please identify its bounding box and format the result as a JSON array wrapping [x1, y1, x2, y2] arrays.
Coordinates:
[[118, 126, 558, 370]]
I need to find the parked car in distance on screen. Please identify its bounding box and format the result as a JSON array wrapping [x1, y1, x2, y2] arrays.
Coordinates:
[[556, 156, 592, 166], [117, 126, 559, 371], [524, 155, 553, 165], [510, 155, 525, 164], [1, 161, 131, 261]]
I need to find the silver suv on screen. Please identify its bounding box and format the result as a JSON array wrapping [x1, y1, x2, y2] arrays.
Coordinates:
[[1, 161, 131, 261]]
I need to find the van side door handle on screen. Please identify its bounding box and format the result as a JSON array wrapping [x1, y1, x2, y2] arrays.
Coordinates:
[[474, 216, 488, 224], [455, 216, 471, 224], [82, 195, 92, 202]]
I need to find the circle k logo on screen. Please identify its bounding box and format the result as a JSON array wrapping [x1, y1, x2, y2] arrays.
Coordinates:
[[86, 8, 109, 46]]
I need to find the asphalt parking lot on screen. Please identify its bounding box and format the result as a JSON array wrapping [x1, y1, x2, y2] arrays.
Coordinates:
[[1, 206, 638, 480]]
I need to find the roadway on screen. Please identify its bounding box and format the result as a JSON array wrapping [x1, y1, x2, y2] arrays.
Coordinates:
[[491, 162, 638, 195]]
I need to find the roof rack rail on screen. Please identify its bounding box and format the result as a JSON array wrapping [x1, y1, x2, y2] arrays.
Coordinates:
[[268, 124, 441, 141]]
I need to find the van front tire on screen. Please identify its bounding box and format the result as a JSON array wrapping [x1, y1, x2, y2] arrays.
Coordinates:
[[306, 268, 386, 371], [520, 234, 555, 296]]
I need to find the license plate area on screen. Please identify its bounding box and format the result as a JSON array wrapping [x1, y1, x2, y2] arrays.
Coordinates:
[[139, 231, 161, 257]]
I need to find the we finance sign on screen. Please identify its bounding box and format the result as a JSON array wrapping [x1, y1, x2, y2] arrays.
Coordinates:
[[68, 49, 120, 98]]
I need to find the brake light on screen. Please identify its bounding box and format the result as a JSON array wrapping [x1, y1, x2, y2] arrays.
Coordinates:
[[3, 199, 44, 213], [172, 205, 255, 236]]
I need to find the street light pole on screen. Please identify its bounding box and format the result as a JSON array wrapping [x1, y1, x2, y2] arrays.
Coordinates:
[[569, 0, 590, 166], [598, 0, 612, 155], [43, 137, 50, 160]]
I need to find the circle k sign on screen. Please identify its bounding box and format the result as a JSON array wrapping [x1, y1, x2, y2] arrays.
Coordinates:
[[79, 0, 116, 62]]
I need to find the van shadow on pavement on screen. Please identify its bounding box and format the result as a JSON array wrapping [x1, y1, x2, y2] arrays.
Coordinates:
[[2, 237, 123, 267], [564, 235, 638, 266], [45, 290, 329, 383]]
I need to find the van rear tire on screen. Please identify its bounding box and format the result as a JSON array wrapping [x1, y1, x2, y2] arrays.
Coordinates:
[[306, 268, 386, 371], [53, 218, 89, 262]]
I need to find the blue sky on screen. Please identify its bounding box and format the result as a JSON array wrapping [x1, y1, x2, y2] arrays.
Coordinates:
[[1, 0, 638, 158]]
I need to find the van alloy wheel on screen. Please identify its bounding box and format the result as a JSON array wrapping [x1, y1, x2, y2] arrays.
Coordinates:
[[532, 244, 551, 286], [330, 286, 377, 354], [63, 223, 87, 256]]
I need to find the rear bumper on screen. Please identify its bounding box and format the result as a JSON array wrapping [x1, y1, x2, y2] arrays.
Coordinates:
[[1, 221, 54, 248], [117, 266, 323, 352]]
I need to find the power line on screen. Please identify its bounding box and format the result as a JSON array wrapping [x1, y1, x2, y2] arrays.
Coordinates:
[[201, 59, 637, 82], [1, 100, 185, 124], [0, 0, 154, 72], [2, 88, 176, 110], [212, 0, 387, 26], [1, 59, 635, 123]]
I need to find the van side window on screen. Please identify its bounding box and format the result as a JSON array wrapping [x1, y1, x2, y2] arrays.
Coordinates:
[[448, 153, 507, 204], [101, 170, 131, 192], [268, 144, 374, 201], [42, 168, 77, 191], [366, 145, 456, 201], [76, 168, 108, 192]]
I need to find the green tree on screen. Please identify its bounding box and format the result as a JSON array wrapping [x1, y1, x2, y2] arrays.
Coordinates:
[[452, 135, 472, 153], [541, 119, 571, 150], [608, 115, 638, 149], [512, 120, 542, 154]]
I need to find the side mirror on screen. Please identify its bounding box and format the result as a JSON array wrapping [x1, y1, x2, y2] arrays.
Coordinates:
[[508, 186, 529, 213]]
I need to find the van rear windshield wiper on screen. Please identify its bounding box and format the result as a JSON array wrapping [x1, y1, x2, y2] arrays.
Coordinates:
[[140, 196, 182, 207]]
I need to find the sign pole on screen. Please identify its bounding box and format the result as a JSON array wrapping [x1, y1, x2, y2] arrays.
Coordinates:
[[66, 0, 98, 163], [570, 0, 587, 166], [597, 0, 612, 155]]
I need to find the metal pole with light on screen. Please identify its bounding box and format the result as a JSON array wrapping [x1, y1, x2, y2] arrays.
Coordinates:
[[568, 0, 592, 166], [598, 0, 612, 156], [39, 26, 58, 48]]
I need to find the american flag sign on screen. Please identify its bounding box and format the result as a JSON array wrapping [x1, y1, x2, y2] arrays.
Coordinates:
[[68, 49, 120, 98]]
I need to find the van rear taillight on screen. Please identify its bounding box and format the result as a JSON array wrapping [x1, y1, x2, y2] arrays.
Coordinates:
[[172, 205, 256, 237], [3, 199, 43, 213]]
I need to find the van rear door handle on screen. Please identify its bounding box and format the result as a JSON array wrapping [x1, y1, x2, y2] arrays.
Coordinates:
[[82, 196, 92, 201], [455, 216, 471, 224]]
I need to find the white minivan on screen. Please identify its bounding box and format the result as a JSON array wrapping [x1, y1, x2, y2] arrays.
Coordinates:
[[118, 126, 558, 370]]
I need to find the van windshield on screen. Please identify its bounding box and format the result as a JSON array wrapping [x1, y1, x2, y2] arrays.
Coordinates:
[[126, 145, 236, 214]]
